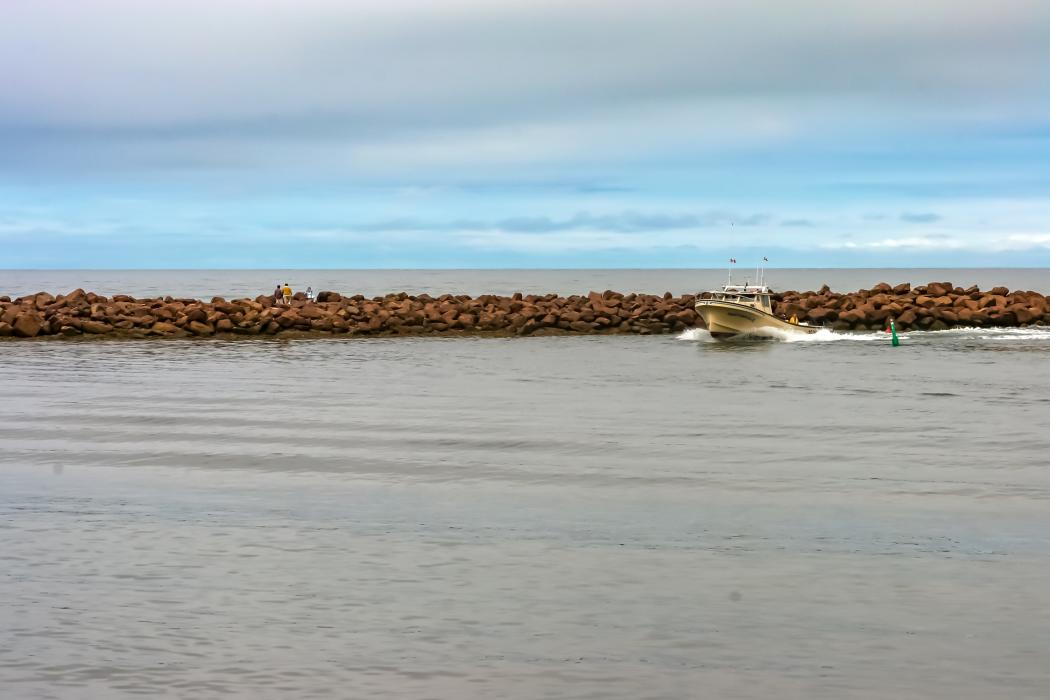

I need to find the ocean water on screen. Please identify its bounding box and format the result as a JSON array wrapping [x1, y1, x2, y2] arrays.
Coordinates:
[[2, 267, 1049, 299], [2, 272, 1050, 699]]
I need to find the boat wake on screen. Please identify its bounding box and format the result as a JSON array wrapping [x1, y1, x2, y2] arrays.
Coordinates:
[[677, 327, 885, 343], [922, 326, 1050, 341], [678, 325, 1050, 344]]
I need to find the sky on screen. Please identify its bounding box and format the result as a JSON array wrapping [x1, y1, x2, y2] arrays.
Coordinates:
[[1, 0, 1049, 269]]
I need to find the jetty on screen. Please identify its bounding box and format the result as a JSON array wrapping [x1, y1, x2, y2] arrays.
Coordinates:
[[0, 282, 1046, 340]]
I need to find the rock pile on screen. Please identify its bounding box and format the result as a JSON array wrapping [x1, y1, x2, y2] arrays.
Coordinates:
[[0, 282, 1045, 340], [772, 282, 1048, 331], [0, 289, 699, 339]]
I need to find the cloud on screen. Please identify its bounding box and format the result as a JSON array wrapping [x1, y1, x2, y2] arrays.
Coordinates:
[[5, 1, 1048, 126], [0, 216, 118, 238], [1, 2, 1049, 267], [345, 211, 772, 235], [823, 230, 1050, 252], [1, 0, 1048, 178], [900, 212, 942, 223]]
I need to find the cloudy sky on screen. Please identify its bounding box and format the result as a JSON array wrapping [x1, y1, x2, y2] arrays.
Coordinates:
[[2, 0, 1049, 268]]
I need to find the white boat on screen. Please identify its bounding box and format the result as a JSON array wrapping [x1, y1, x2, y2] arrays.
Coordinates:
[[695, 283, 821, 339]]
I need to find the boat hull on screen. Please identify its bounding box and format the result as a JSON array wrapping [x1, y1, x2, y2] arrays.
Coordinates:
[[695, 300, 820, 339]]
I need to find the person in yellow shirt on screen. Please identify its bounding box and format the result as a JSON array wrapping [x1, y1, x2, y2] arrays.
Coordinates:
[[282, 283, 292, 305]]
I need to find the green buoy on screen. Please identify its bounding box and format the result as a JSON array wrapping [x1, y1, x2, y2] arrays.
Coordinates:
[[889, 318, 900, 347]]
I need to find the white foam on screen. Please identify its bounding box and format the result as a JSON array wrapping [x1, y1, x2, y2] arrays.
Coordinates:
[[676, 324, 1050, 344], [676, 328, 711, 341], [759, 327, 893, 342], [927, 326, 1050, 341], [676, 326, 887, 343]]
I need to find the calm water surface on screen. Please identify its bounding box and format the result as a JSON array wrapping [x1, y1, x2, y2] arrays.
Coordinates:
[[2, 315, 1050, 697], [2, 268, 1048, 299]]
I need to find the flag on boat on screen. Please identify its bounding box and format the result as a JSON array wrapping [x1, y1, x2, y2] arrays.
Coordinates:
[[763, 257, 768, 262], [730, 258, 736, 264]]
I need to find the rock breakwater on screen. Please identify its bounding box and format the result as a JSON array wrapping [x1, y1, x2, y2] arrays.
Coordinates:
[[0, 282, 1046, 340], [0, 289, 699, 339], [772, 281, 1048, 332]]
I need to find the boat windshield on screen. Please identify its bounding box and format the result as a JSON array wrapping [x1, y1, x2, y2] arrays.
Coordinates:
[[714, 293, 756, 302]]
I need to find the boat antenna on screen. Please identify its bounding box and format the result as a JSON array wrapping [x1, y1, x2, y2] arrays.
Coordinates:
[[727, 219, 736, 288], [758, 256, 768, 287]]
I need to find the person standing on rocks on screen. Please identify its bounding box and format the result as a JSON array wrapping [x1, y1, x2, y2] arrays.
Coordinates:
[[306, 286, 314, 302], [282, 283, 293, 305], [273, 285, 282, 305]]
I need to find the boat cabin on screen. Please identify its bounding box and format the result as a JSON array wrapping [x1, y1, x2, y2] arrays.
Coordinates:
[[700, 284, 774, 313]]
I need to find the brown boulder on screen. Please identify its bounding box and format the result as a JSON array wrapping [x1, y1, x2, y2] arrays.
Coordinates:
[[188, 320, 214, 336], [646, 320, 671, 333], [926, 283, 949, 296], [989, 286, 1009, 296], [0, 322, 11, 336], [80, 320, 113, 334], [977, 295, 998, 309], [149, 322, 181, 335], [1013, 307, 1037, 324], [934, 309, 958, 324], [990, 311, 1017, 327], [298, 305, 328, 320], [806, 308, 834, 323], [892, 282, 911, 294], [185, 307, 208, 324], [870, 306, 892, 322], [310, 318, 334, 331], [836, 309, 862, 325], [913, 295, 935, 308], [215, 318, 234, 333], [669, 309, 699, 325], [13, 313, 44, 338]]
